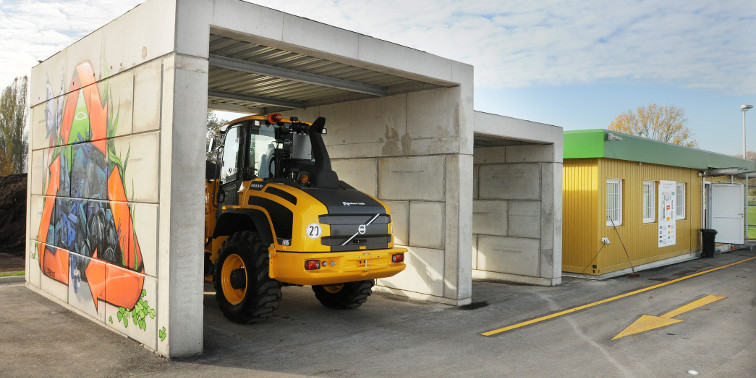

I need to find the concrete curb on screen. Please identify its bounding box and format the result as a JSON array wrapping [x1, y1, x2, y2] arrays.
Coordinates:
[[0, 273, 25, 284]]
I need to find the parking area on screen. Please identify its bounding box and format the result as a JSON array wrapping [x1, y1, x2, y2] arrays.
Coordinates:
[[2, 250, 754, 376]]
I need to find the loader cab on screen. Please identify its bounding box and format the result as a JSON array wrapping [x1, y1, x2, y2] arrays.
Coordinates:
[[213, 114, 336, 207], [216, 119, 279, 205]]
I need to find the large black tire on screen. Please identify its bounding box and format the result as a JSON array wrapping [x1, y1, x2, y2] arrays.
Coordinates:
[[312, 280, 374, 309], [214, 231, 281, 323]]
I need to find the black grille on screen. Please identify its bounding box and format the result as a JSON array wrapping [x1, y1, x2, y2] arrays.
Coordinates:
[[319, 213, 391, 252]]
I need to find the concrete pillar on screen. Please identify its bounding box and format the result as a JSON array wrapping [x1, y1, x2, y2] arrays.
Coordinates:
[[156, 54, 208, 357]]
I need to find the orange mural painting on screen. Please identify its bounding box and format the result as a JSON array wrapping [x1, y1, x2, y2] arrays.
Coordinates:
[[38, 61, 145, 311]]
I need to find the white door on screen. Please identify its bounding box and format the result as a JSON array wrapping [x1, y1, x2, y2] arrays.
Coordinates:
[[711, 183, 744, 244]]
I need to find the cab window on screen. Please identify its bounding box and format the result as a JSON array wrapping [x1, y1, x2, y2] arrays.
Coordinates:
[[220, 126, 240, 183], [248, 125, 277, 178]]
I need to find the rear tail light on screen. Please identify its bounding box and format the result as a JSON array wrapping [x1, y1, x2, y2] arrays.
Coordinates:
[[304, 260, 321, 270], [392, 253, 404, 263]]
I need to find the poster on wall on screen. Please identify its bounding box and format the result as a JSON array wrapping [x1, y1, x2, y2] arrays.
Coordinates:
[[658, 180, 677, 247]]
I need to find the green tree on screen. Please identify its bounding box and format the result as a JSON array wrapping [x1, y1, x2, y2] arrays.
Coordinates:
[[0, 76, 29, 175], [609, 103, 697, 148]]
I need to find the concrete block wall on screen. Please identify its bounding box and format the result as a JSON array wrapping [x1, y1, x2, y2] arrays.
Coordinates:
[[286, 85, 474, 305], [28, 58, 163, 351], [472, 144, 562, 286], [26, 0, 205, 357]]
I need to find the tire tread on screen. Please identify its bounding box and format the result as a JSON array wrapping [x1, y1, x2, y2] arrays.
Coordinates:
[[214, 231, 281, 323]]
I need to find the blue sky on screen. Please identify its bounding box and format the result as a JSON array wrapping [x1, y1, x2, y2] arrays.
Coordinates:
[[475, 83, 756, 153], [1, 0, 754, 155]]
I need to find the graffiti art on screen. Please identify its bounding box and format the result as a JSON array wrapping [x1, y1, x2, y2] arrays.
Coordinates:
[[38, 62, 145, 311]]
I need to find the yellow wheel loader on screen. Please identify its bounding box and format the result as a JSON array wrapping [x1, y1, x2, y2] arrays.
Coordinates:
[[205, 114, 406, 323]]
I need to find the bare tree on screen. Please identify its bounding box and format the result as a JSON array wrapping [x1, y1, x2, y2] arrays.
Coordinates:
[[736, 151, 756, 161], [609, 103, 697, 148], [0, 76, 28, 175], [206, 110, 225, 161]]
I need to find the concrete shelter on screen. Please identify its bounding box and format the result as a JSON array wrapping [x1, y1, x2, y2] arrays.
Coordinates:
[[26, 0, 562, 357]]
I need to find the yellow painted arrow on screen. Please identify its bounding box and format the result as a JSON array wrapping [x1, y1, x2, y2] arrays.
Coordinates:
[[612, 295, 725, 340]]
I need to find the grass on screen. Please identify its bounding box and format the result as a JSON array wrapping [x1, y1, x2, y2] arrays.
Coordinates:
[[0, 271, 24, 277], [749, 206, 756, 240]]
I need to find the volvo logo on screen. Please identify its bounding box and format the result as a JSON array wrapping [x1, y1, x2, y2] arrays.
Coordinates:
[[339, 213, 380, 247]]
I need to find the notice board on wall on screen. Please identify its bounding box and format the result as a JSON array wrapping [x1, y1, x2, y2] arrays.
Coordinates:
[[658, 180, 676, 247]]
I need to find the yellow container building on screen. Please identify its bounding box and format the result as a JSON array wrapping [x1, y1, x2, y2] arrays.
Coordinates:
[[563, 130, 754, 277]]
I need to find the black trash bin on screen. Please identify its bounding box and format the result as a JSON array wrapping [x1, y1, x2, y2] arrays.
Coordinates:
[[700, 229, 717, 258]]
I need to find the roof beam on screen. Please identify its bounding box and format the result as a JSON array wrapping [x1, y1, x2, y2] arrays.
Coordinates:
[[208, 89, 305, 109], [209, 54, 387, 97]]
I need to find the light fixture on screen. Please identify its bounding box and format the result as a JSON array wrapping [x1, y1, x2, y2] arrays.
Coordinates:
[[607, 133, 623, 141]]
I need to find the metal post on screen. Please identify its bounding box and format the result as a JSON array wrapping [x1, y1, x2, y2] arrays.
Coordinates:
[[743, 105, 753, 241]]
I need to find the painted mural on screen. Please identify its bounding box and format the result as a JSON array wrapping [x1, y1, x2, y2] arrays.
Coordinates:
[[37, 62, 151, 326]]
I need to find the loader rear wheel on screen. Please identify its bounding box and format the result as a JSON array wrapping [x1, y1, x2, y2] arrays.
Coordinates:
[[312, 280, 374, 309], [215, 231, 281, 323]]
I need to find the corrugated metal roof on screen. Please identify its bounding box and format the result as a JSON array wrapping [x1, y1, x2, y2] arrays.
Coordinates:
[[208, 34, 448, 113]]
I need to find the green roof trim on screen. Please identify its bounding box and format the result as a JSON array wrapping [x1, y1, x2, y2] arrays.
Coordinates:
[[564, 130, 606, 158], [564, 129, 755, 171]]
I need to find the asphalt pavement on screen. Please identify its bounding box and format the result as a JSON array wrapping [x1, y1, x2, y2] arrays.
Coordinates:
[[1, 249, 754, 377]]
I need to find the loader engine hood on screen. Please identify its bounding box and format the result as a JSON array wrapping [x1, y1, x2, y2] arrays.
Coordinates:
[[303, 187, 385, 215], [303, 186, 392, 252]]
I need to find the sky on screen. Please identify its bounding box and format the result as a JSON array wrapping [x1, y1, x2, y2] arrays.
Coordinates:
[[1, 0, 754, 155]]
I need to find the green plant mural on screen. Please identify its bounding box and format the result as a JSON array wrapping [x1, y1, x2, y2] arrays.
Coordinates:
[[159, 327, 167, 342], [115, 289, 156, 331]]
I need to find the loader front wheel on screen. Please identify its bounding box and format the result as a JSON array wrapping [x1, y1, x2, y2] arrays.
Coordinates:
[[215, 231, 281, 323], [312, 280, 374, 309]]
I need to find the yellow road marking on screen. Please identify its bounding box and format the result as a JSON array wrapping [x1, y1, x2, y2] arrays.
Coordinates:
[[481, 256, 755, 337], [612, 295, 725, 340], [662, 294, 724, 318]]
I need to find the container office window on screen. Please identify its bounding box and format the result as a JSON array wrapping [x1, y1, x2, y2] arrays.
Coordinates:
[[676, 182, 686, 219], [643, 181, 655, 223], [606, 179, 623, 226]]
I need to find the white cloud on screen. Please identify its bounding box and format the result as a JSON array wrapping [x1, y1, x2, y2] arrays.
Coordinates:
[[0, 0, 753, 94], [250, 0, 756, 94], [0, 0, 142, 86]]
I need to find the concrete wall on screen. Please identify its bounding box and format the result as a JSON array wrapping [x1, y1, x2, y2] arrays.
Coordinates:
[[471, 112, 563, 286], [283, 86, 474, 305], [27, 0, 205, 357]]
